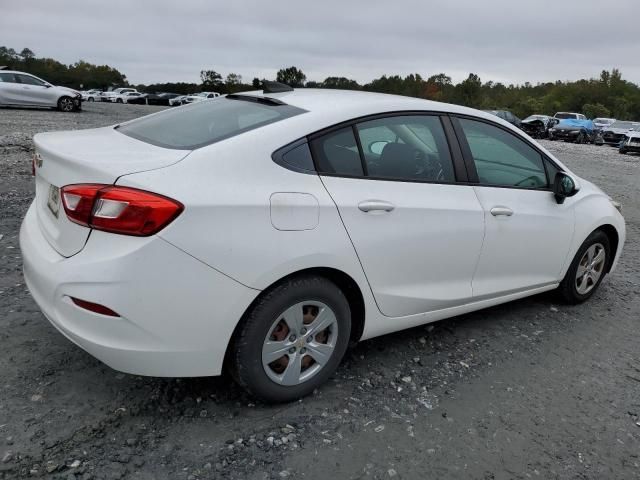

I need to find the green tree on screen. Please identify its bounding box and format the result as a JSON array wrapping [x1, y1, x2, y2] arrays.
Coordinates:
[[200, 70, 223, 89], [225, 73, 243, 93], [321, 77, 359, 89], [276, 66, 306, 87], [582, 103, 611, 119]]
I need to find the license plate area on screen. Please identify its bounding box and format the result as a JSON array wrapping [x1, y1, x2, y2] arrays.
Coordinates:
[[47, 184, 60, 218]]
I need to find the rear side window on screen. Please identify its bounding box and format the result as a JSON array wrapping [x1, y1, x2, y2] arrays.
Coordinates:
[[116, 96, 307, 149], [355, 115, 455, 182]]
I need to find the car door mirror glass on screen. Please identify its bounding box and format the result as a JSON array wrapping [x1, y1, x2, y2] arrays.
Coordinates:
[[369, 140, 388, 155], [553, 172, 577, 204]]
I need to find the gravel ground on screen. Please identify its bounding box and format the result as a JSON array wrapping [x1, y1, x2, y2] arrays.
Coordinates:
[[1, 103, 639, 480]]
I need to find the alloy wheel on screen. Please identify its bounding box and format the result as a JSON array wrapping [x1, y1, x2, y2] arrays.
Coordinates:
[[262, 301, 338, 386], [575, 243, 606, 295], [60, 98, 74, 112]]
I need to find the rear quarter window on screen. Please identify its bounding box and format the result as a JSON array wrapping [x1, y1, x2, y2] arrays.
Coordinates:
[[116, 96, 307, 149]]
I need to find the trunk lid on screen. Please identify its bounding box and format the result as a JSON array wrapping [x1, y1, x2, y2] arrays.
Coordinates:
[[33, 126, 190, 257]]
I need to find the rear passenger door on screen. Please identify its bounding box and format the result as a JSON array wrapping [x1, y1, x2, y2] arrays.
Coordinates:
[[311, 114, 485, 318]]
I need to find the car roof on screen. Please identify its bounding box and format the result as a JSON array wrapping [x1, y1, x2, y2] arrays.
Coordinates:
[[238, 88, 502, 124]]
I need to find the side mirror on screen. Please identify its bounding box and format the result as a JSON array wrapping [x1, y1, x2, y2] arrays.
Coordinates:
[[553, 172, 578, 204], [369, 141, 389, 155]]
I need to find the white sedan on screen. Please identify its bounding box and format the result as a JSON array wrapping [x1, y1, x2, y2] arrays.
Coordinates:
[[20, 84, 625, 402], [181, 91, 221, 104]]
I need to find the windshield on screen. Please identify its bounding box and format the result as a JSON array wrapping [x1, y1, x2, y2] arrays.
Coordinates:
[[610, 121, 637, 130], [523, 115, 547, 121], [555, 113, 576, 119], [593, 118, 614, 124], [116, 96, 307, 149]]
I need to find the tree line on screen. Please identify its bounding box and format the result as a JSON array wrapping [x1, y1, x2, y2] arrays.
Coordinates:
[[2, 46, 639, 120]]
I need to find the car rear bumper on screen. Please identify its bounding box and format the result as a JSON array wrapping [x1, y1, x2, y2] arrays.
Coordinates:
[[20, 202, 259, 377]]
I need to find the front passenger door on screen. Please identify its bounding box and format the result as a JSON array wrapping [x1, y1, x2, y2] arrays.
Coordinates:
[[454, 117, 575, 298]]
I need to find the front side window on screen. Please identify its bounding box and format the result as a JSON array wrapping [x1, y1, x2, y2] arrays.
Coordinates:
[[356, 115, 455, 182], [117, 96, 307, 149], [458, 118, 548, 188], [16, 74, 46, 86]]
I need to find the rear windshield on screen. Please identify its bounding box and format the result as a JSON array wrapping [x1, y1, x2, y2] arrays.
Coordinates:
[[116, 96, 307, 149]]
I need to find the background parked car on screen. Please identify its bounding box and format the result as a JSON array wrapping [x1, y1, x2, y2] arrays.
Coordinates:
[[124, 93, 149, 105], [592, 117, 616, 131], [483, 109, 521, 127], [0, 70, 82, 112], [101, 88, 138, 102], [619, 130, 640, 154], [80, 89, 102, 102], [520, 114, 558, 139], [181, 91, 221, 104], [554, 112, 587, 120], [549, 118, 595, 143], [599, 121, 640, 146], [169, 94, 188, 106], [145, 92, 181, 106], [112, 91, 144, 104]]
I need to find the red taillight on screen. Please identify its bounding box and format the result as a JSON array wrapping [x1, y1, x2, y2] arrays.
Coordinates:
[[70, 297, 120, 317], [60, 184, 183, 236]]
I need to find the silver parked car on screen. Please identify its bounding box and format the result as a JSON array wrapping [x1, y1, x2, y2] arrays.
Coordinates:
[[0, 70, 82, 112]]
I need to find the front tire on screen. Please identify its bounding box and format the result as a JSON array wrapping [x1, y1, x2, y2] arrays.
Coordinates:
[[229, 275, 351, 403], [116, 98, 123, 104], [88, 97, 95, 102], [558, 230, 610, 304], [57, 96, 75, 112]]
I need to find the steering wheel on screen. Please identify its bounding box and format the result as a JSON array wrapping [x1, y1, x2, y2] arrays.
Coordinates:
[[514, 175, 543, 187], [414, 150, 446, 181]]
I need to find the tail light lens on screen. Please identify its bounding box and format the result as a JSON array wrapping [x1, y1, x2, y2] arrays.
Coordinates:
[[61, 184, 183, 236]]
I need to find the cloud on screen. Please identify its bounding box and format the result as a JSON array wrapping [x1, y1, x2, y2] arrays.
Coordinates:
[[2, 0, 638, 86]]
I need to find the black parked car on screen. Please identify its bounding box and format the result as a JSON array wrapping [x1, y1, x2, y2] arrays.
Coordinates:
[[520, 115, 558, 139], [125, 94, 149, 105], [145, 92, 182, 106], [483, 110, 521, 127]]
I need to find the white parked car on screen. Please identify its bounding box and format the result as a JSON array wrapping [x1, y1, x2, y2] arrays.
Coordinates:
[[0, 70, 82, 111], [554, 112, 587, 120], [181, 91, 221, 104], [80, 89, 102, 102], [101, 87, 137, 102], [112, 91, 144, 104], [169, 94, 188, 106], [20, 85, 625, 402]]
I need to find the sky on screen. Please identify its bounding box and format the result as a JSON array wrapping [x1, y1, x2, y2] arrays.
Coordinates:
[[2, 0, 639, 86]]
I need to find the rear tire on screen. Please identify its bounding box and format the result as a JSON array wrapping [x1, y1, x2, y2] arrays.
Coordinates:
[[229, 275, 351, 403], [619, 148, 627, 154], [88, 97, 95, 102], [557, 230, 610, 304], [57, 96, 75, 112]]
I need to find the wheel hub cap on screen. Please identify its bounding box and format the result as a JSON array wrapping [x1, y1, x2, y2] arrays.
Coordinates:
[[262, 300, 338, 386], [575, 243, 605, 295]]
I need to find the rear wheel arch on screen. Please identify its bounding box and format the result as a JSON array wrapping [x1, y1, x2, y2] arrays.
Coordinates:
[[223, 267, 366, 371]]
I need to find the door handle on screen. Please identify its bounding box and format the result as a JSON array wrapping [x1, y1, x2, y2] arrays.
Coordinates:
[[358, 200, 395, 213], [490, 206, 513, 217]]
